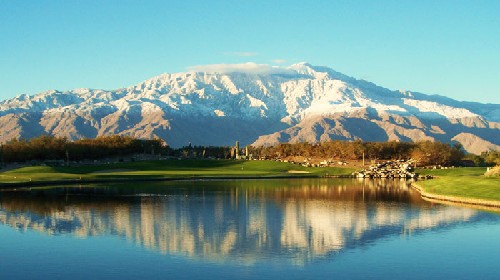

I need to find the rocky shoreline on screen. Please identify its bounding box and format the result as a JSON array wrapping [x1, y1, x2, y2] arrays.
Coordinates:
[[353, 160, 420, 179]]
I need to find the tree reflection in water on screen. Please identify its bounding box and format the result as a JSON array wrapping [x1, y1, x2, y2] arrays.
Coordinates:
[[0, 179, 483, 265]]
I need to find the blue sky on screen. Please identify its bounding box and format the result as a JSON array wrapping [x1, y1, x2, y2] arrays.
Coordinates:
[[1, 0, 499, 103]]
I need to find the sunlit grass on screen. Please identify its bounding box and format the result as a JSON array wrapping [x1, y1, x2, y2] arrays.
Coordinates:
[[416, 167, 500, 201], [416, 167, 487, 177], [0, 159, 355, 184]]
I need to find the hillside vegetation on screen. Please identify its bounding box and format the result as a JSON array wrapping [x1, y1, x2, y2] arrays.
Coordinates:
[[1, 135, 484, 167]]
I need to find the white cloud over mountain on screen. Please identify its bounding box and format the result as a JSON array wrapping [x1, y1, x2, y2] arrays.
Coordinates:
[[187, 62, 295, 75]]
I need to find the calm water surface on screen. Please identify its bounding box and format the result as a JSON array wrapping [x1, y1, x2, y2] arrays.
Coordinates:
[[1, 178, 499, 279]]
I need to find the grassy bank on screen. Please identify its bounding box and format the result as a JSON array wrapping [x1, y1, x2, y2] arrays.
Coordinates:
[[416, 167, 500, 202], [0, 159, 355, 185]]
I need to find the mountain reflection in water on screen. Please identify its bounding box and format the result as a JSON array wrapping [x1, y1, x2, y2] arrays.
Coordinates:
[[0, 179, 482, 265]]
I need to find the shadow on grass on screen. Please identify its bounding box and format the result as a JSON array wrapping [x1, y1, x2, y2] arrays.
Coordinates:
[[51, 160, 252, 174]]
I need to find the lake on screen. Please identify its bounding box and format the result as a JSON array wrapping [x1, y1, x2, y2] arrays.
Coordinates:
[[1, 178, 499, 279]]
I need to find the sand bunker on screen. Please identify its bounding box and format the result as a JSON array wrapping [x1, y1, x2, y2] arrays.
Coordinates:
[[91, 169, 136, 174]]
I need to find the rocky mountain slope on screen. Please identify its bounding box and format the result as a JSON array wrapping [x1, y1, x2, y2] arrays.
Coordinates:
[[0, 62, 499, 154]]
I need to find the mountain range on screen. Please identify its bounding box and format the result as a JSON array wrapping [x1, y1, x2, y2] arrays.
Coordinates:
[[1, 62, 499, 154]]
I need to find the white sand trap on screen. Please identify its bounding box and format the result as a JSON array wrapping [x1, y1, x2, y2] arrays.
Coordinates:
[[288, 170, 310, 174], [91, 169, 136, 174]]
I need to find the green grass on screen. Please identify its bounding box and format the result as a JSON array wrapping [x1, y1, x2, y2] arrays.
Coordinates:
[[417, 167, 487, 177], [0, 159, 355, 184], [416, 167, 500, 201]]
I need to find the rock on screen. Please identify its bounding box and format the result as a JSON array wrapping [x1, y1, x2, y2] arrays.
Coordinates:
[[353, 159, 418, 179]]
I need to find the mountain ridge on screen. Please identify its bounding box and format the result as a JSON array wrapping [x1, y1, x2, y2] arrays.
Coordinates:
[[0, 63, 498, 154]]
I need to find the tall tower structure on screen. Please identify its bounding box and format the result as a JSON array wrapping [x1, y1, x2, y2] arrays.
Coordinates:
[[235, 141, 240, 158]]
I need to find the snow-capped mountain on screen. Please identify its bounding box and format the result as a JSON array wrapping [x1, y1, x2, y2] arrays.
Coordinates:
[[1, 62, 499, 153]]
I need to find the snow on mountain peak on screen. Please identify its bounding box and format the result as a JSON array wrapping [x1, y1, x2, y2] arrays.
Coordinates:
[[287, 62, 318, 77], [0, 62, 498, 152], [289, 61, 312, 68]]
